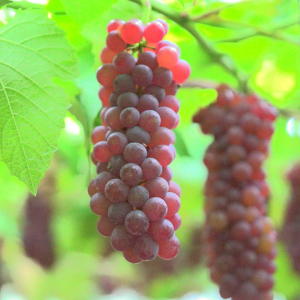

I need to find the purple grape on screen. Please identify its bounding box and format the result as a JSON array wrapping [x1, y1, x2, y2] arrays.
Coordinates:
[[128, 185, 149, 209], [108, 202, 133, 225], [125, 210, 149, 235], [104, 178, 130, 202], [120, 163, 143, 186], [110, 226, 136, 251], [123, 142, 147, 165], [141, 158, 162, 180]]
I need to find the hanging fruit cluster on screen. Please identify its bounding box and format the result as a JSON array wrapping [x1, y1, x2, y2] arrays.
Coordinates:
[[193, 85, 278, 300], [88, 18, 190, 263], [282, 163, 300, 273]]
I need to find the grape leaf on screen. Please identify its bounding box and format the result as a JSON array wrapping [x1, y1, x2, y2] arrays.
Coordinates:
[[61, 0, 118, 26], [0, 10, 78, 194], [0, 0, 11, 8]]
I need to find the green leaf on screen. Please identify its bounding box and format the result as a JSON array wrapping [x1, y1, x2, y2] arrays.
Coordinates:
[[0, 10, 78, 194], [61, 0, 118, 26], [0, 0, 11, 8], [176, 0, 185, 9]]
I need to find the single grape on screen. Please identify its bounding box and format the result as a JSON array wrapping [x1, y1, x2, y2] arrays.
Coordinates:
[[105, 178, 130, 202], [120, 107, 141, 128], [110, 226, 136, 251], [91, 126, 109, 144], [137, 52, 158, 70], [164, 81, 178, 96], [156, 40, 181, 55], [93, 141, 114, 163], [120, 19, 144, 44], [120, 163, 143, 186], [160, 166, 173, 182], [109, 91, 119, 107], [142, 197, 168, 221], [107, 19, 125, 33], [131, 65, 153, 87], [159, 95, 180, 113], [107, 132, 128, 154], [144, 21, 165, 43], [117, 92, 139, 109], [141, 158, 162, 181], [106, 30, 127, 52], [144, 177, 169, 198], [126, 126, 150, 145], [139, 110, 161, 132], [100, 47, 117, 64], [128, 185, 149, 209], [113, 51, 136, 74], [96, 171, 116, 193], [104, 107, 123, 130], [171, 59, 191, 84], [152, 67, 173, 87], [96, 162, 108, 174], [148, 145, 174, 167], [108, 202, 133, 225], [158, 234, 180, 259], [134, 234, 159, 260], [88, 179, 98, 197], [164, 192, 181, 217], [98, 86, 113, 107], [96, 64, 118, 88], [107, 154, 127, 176], [149, 127, 172, 147], [113, 74, 136, 93], [97, 216, 116, 237], [123, 142, 147, 165], [157, 46, 179, 69], [90, 193, 111, 216], [143, 84, 165, 102], [123, 248, 142, 264], [125, 210, 149, 235], [157, 107, 177, 129], [137, 94, 159, 113], [148, 219, 174, 241], [166, 213, 181, 231], [156, 19, 169, 34]]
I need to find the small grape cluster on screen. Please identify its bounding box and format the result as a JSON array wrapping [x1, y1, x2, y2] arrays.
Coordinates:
[[282, 163, 300, 274], [193, 86, 278, 300], [88, 18, 190, 263]]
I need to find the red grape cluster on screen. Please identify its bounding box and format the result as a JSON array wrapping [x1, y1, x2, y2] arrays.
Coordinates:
[[193, 86, 278, 300], [282, 163, 300, 273], [88, 18, 191, 263]]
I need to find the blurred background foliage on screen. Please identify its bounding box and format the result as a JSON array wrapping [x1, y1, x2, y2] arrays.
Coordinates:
[[0, 0, 299, 299]]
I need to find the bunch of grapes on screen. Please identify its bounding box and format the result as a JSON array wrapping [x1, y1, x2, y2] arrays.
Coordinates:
[[282, 163, 300, 273], [88, 18, 191, 263], [23, 193, 55, 269], [193, 85, 278, 300]]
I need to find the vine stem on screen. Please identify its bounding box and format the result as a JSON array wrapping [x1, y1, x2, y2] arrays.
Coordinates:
[[141, 0, 151, 24], [129, 0, 249, 92]]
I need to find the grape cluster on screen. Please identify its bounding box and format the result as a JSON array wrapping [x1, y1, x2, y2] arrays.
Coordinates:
[[193, 86, 278, 300], [88, 18, 190, 263], [282, 163, 300, 273]]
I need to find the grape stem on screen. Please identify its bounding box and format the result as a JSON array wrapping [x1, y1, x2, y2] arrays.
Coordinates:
[[129, 0, 249, 92], [190, 0, 252, 22]]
